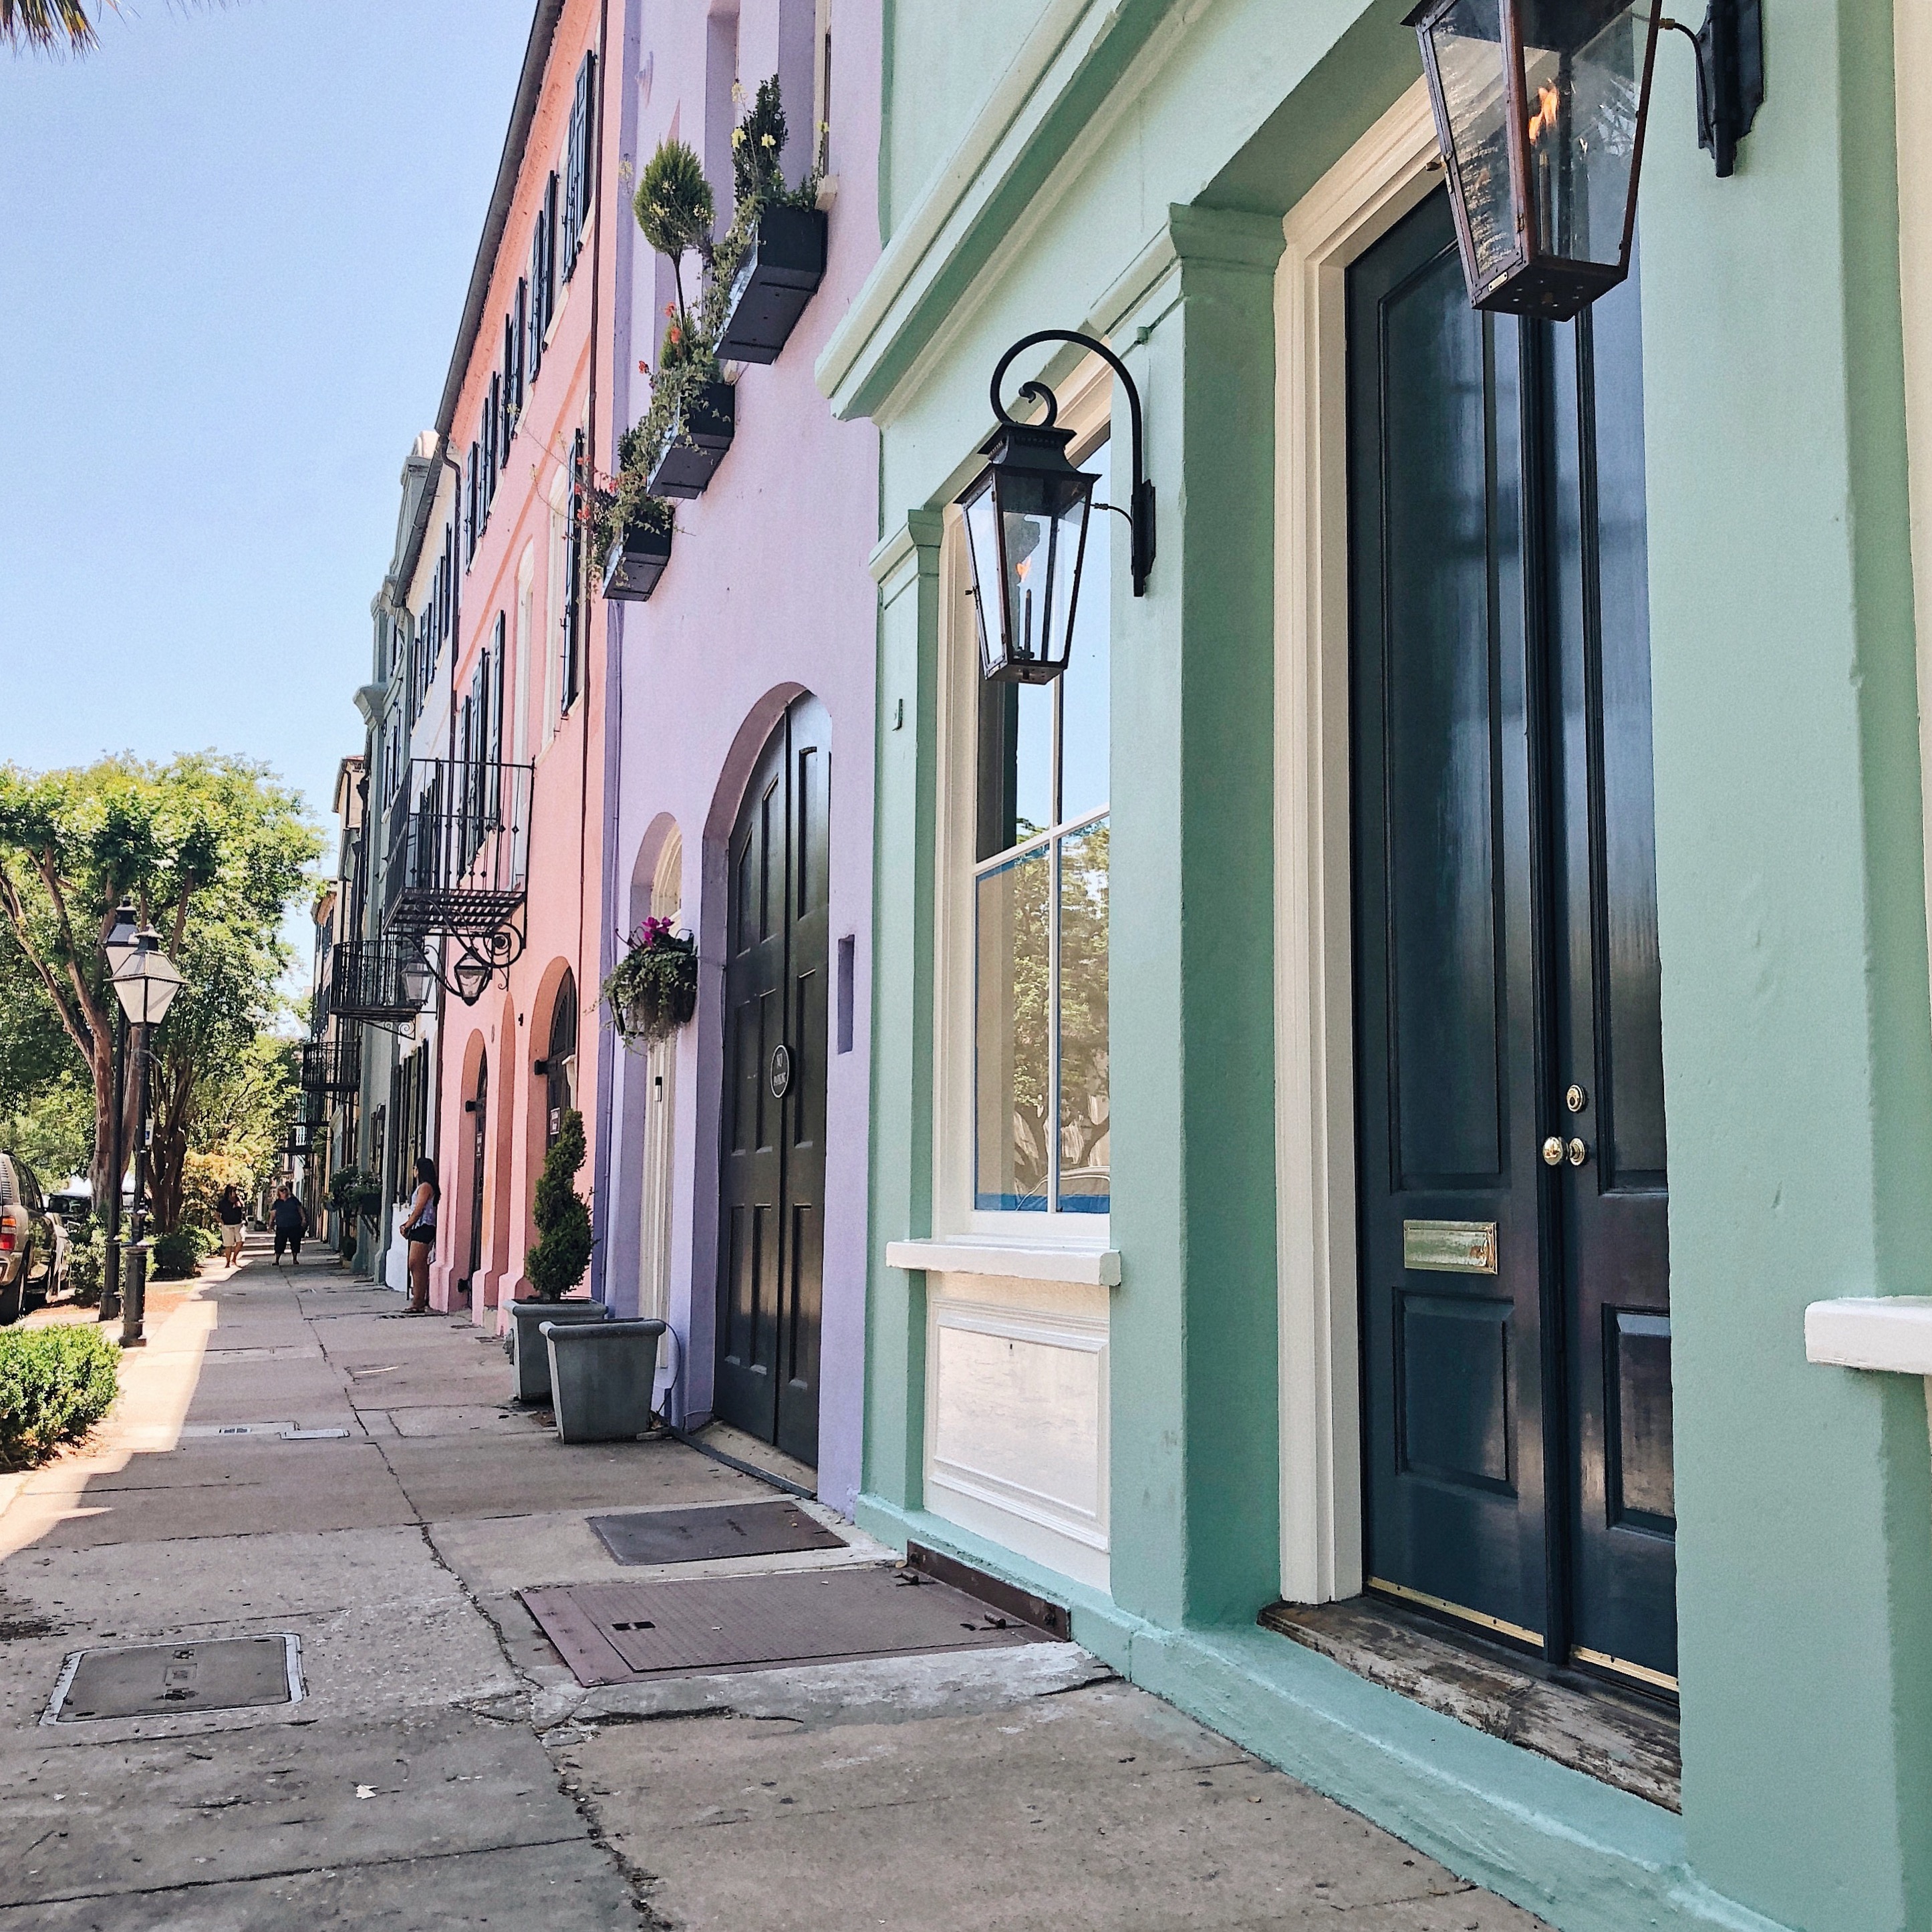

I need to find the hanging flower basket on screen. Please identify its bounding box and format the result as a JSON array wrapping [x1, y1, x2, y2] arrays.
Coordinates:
[[647, 378, 736, 500], [601, 919, 698, 1046]]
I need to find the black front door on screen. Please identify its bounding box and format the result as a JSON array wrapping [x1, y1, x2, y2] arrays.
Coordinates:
[[1350, 191, 1675, 1691], [716, 696, 830, 1466]]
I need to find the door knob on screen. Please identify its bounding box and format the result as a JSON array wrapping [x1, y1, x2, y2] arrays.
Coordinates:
[[1542, 1136, 1565, 1166], [1566, 1137, 1589, 1166]]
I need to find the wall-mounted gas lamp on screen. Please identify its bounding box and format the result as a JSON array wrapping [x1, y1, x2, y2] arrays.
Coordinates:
[[958, 329, 1155, 686], [1407, 0, 1764, 321]]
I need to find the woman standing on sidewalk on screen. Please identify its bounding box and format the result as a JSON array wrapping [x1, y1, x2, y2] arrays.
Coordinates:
[[399, 1157, 438, 1314], [216, 1184, 247, 1265], [270, 1184, 308, 1266]]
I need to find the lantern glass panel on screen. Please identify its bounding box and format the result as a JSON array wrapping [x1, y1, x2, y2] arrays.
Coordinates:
[[1429, 0, 1521, 293], [1519, 0, 1648, 269], [963, 446, 1093, 682]]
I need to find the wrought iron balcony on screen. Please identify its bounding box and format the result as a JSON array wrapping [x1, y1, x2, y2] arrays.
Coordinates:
[[383, 758, 533, 940], [299, 1030, 362, 1095], [325, 937, 431, 1023]]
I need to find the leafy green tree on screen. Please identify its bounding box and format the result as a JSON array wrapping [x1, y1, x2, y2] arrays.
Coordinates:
[[0, 755, 318, 1220], [632, 140, 714, 348], [524, 1109, 593, 1300]]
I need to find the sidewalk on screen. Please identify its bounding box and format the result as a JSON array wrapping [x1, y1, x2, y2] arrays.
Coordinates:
[[0, 1250, 1544, 1929]]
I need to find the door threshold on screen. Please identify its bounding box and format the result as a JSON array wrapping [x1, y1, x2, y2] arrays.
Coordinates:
[[676, 1420, 818, 1500], [1260, 1597, 1680, 1812]]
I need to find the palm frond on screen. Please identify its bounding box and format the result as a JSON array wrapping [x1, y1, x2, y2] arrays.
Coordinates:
[[0, 0, 118, 52]]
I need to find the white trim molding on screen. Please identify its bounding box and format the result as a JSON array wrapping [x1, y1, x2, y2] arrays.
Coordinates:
[[887, 1237, 1121, 1288], [1804, 1297, 1932, 1376], [1272, 81, 1441, 1607]]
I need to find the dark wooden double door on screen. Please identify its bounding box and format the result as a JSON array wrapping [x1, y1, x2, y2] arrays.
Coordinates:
[[716, 696, 830, 1466], [1350, 192, 1676, 1690]]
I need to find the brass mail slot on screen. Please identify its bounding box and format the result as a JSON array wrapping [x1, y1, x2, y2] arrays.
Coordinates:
[[1403, 1219, 1498, 1274]]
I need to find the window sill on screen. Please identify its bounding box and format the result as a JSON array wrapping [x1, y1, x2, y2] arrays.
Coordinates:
[[885, 1237, 1121, 1288], [1804, 1296, 1932, 1375]]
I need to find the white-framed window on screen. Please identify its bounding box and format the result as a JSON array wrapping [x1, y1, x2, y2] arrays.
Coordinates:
[[935, 395, 1112, 1236]]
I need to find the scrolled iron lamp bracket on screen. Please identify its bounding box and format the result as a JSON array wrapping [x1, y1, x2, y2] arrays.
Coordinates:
[[988, 329, 1156, 596]]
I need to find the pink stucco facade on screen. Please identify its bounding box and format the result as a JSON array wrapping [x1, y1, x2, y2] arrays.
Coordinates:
[[591, 2, 882, 1512], [428, 0, 617, 1329]]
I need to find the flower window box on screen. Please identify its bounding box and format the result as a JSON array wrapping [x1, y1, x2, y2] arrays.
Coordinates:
[[645, 379, 735, 500], [599, 517, 673, 603], [716, 204, 829, 365]]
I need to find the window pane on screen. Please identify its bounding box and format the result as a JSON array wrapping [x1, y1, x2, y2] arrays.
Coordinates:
[[1059, 442, 1111, 827], [976, 849, 1051, 1211], [1057, 820, 1109, 1212], [976, 680, 1054, 860]]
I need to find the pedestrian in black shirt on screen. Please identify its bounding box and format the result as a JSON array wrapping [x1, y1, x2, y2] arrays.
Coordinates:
[[270, 1185, 309, 1265]]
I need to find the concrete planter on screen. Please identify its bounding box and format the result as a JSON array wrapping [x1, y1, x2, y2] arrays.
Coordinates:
[[543, 1319, 667, 1443], [509, 1298, 607, 1403]]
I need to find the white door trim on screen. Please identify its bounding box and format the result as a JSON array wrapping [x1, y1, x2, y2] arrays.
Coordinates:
[[1274, 80, 1441, 1605]]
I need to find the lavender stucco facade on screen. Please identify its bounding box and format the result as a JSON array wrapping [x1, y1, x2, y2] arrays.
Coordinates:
[[591, 0, 881, 1512]]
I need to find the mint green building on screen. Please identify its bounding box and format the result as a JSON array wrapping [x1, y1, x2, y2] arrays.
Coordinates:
[[821, 3, 1932, 1927]]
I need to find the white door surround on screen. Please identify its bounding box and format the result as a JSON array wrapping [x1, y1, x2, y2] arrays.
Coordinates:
[[1273, 82, 1441, 1606]]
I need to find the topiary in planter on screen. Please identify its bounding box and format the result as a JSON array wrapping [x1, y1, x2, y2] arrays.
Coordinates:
[[524, 1109, 593, 1302], [600, 917, 698, 1047]]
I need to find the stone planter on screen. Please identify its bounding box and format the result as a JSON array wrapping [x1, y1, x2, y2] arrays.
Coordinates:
[[646, 380, 735, 500], [545, 1319, 667, 1443], [510, 1297, 607, 1403], [599, 519, 673, 603], [716, 204, 829, 365]]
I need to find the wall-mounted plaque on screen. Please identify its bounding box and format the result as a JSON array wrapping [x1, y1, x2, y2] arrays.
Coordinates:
[[1403, 1219, 1498, 1274]]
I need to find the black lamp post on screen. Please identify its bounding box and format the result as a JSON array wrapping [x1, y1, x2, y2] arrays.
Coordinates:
[[110, 923, 184, 1347], [99, 900, 138, 1324], [1407, 0, 1764, 320], [958, 329, 1155, 685]]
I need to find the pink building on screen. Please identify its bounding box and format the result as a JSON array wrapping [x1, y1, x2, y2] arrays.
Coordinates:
[[400, 0, 620, 1325], [590, 1, 881, 1510]]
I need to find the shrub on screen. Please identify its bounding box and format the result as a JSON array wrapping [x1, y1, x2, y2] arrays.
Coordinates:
[[600, 916, 698, 1046], [64, 1219, 107, 1306], [524, 1109, 593, 1302], [149, 1229, 205, 1280], [0, 1327, 119, 1468]]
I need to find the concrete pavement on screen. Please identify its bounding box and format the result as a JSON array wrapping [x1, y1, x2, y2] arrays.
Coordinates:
[[0, 1248, 1546, 1929]]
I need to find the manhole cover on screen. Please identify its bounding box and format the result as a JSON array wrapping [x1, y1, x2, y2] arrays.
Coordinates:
[[43, 1635, 304, 1724], [589, 1499, 846, 1566], [523, 1565, 1052, 1687]]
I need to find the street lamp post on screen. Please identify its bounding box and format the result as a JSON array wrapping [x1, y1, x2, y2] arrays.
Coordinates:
[[110, 924, 185, 1348], [99, 902, 139, 1325]]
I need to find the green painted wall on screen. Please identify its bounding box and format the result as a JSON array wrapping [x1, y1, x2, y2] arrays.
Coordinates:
[[851, 0, 1932, 1927], [1638, 1, 1932, 1925]]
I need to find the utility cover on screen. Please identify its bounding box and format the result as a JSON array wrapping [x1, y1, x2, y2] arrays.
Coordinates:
[[588, 1499, 845, 1566], [43, 1635, 303, 1724], [523, 1564, 1051, 1687]]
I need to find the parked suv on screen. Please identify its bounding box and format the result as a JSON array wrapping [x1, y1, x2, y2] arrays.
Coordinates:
[[0, 1153, 63, 1323]]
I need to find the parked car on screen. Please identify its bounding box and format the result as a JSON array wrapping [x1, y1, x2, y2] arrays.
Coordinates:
[[47, 1180, 92, 1240], [0, 1153, 64, 1323]]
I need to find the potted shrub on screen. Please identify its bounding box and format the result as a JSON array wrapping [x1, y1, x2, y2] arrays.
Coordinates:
[[599, 917, 698, 1047], [510, 1109, 606, 1403], [713, 77, 828, 365]]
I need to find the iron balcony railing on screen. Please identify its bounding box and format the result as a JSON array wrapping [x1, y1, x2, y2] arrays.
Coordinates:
[[383, 758, 533, 938], [325, 936, 429, 1023], [299, 1030, 363, 1096]]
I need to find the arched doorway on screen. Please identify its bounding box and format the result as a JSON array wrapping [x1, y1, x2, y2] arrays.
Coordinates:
[[639, 830, 682, 1325], [545, 970, 577, 1146], [464, 1053, 489, 1295], [716, 694, 830, 1464]]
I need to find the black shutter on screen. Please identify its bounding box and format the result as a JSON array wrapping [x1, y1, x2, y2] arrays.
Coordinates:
[[528, 218, 546, 380], [563, 428, 584, 708], [489, 613, 506, 769], [512, 286, 526, 414], [465, 443, 480, 561], [561, 54, 594, 284]]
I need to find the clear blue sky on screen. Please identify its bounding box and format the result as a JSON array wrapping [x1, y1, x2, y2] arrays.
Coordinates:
[[0, 0, 536, 865]]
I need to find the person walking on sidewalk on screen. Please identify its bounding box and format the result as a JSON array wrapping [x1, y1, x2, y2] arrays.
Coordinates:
[[399, 1157, 438, 1314], [216, 1184, 247, 1266], [270, 1184, 308, 1266]]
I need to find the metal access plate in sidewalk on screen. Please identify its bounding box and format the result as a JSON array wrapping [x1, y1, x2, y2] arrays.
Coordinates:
[[587, 1499, 847, 1566], [43, 1635, 305, 1723], [523, 1565, 1053, 1687]]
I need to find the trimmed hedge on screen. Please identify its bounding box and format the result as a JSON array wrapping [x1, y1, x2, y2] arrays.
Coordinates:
[[0, 1327, 119, 1468], [150, 1229, 209, 1280]]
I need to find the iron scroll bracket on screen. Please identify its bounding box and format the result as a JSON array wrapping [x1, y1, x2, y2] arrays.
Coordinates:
[[1660, 0, 1764, 178], [988, 329, 1155, 596]]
